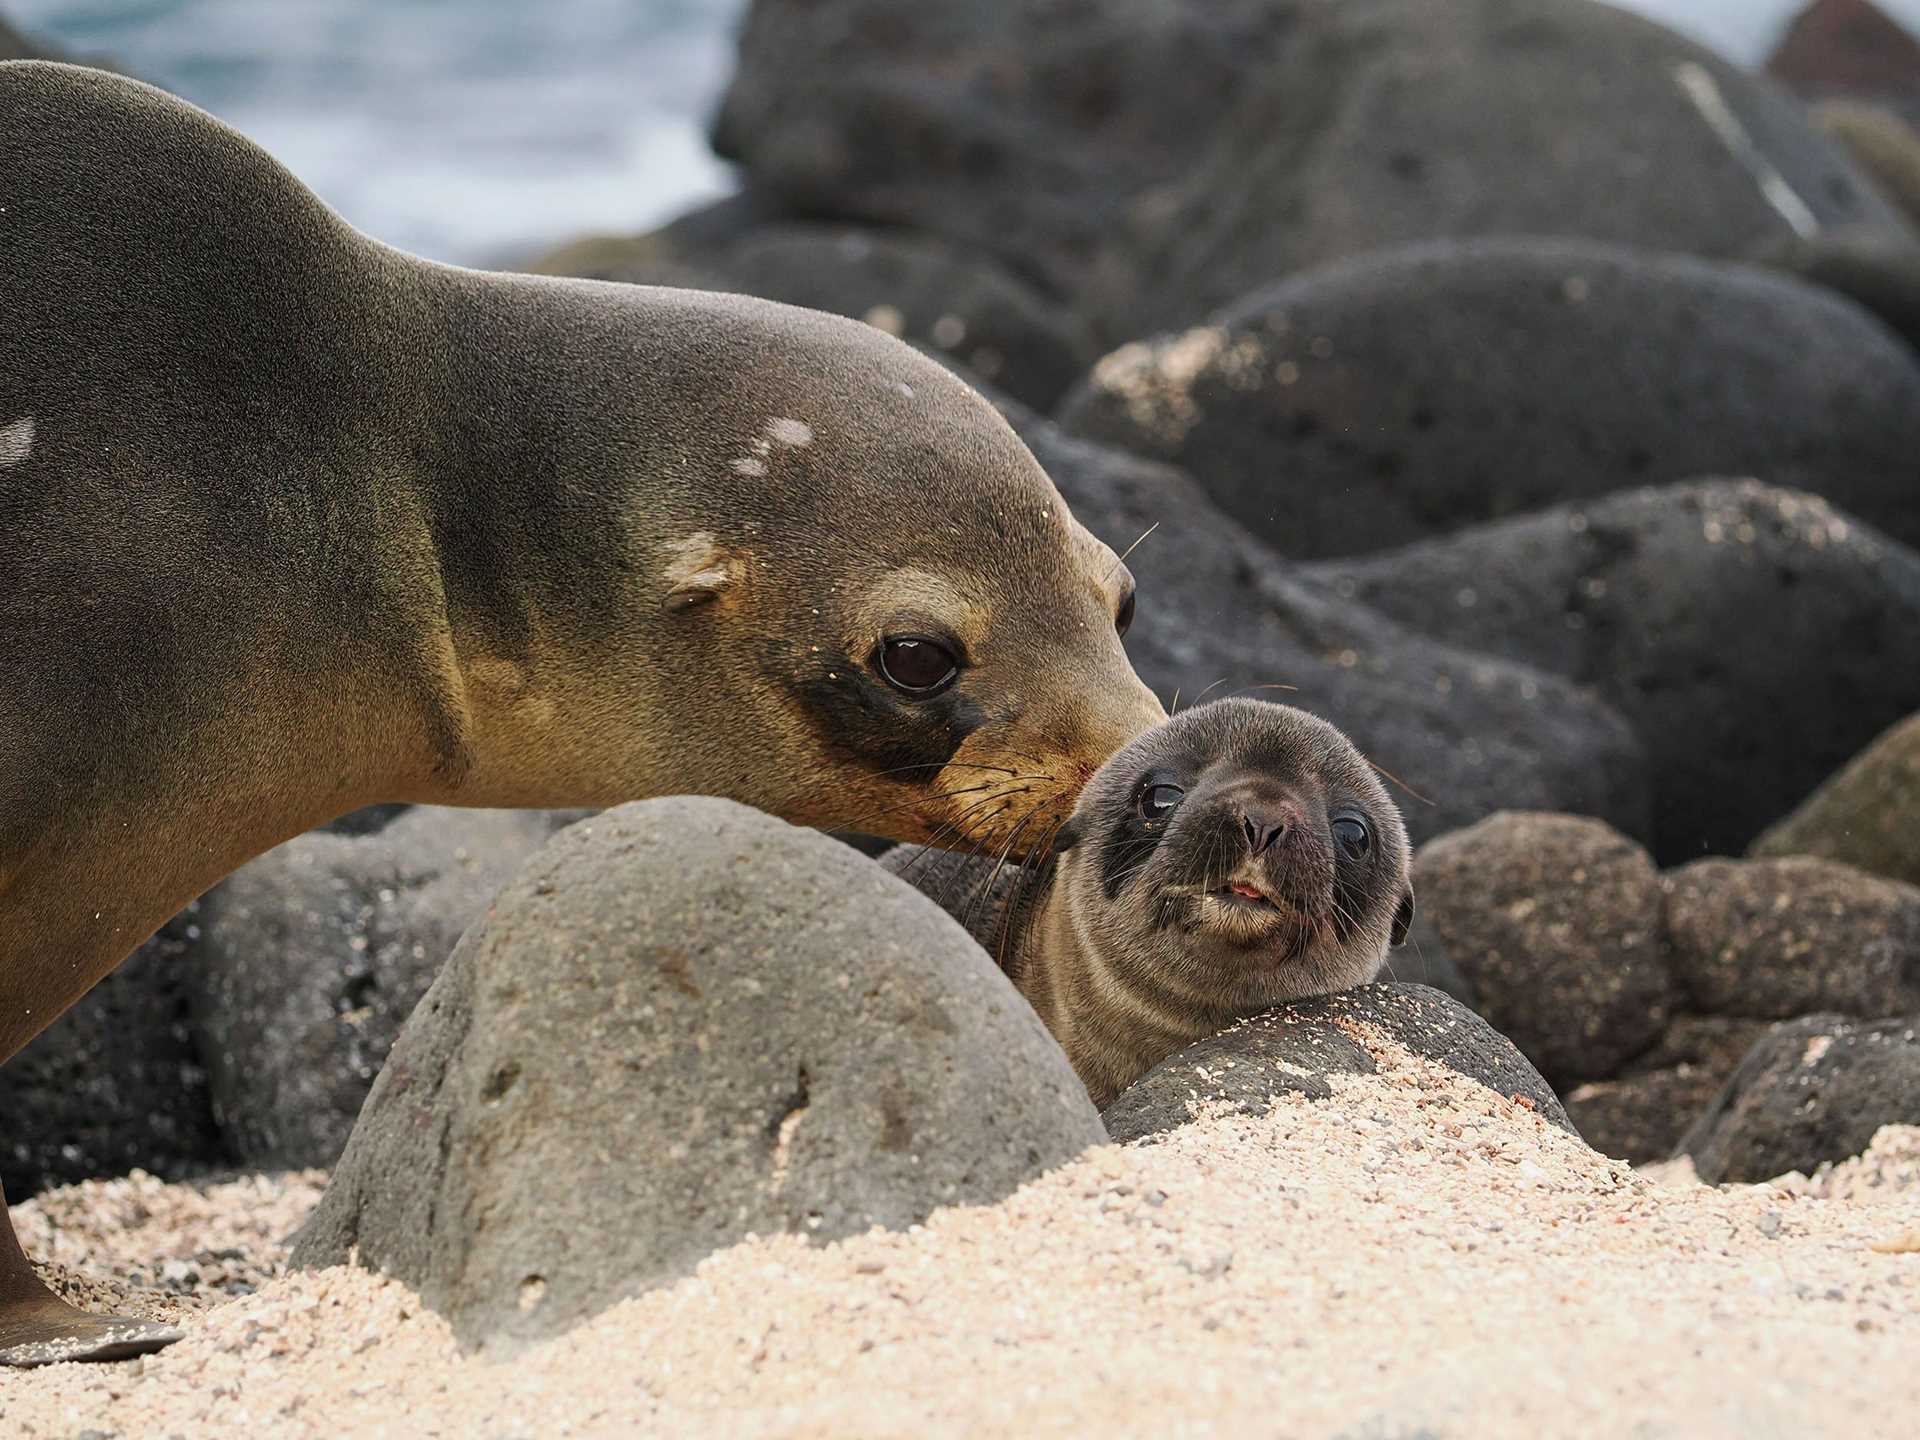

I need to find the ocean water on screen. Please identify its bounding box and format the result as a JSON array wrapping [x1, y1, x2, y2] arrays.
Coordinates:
[[10, 0, 1918, 267], [11, 0, 748, 265]]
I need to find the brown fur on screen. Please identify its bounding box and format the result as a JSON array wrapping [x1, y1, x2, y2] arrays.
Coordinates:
[[887, 701, 1414, 1107], [0, 61, 1164, 1361]]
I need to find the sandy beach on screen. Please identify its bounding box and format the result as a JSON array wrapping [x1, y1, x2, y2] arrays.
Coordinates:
[[8, 1046, 1916, 1439]]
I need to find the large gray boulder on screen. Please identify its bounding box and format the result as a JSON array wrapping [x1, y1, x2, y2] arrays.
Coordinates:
[[187, 806, 586, 1170], [1060, 240, 1920, 559], [714, 0, 1905, 336], [293, 798, 1103, 1349], [1004, 406, 1651, 848], [1308, 480, 1920, 861]]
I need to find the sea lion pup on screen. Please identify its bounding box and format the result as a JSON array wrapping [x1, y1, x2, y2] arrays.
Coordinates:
[[884, 700, 1415, 1107], [0, 62, 1165, 1364]]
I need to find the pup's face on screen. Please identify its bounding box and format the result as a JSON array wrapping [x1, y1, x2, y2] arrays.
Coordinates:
[[1059, 698, 1414, 1008]]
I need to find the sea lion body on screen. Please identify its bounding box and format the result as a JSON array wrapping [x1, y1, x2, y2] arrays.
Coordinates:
[[887, 700, 1415, 1106], [0, 61, 1163, 1363]]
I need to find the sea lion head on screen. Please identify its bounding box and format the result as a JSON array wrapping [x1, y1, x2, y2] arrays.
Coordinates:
[[1053, 698, 1414, 1013], [643, 301, 1167, 857]]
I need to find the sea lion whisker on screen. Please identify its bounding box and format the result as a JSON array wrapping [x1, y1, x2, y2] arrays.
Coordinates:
[[922, 793, 1025, 907], [996, 816, 1064, 974], [1189, 677, 1232, 711], [832, 781, 1010, 837], [1360, 755, 1437, 807], [891, 787, 1028, 881], [965, 801, 1043, 939], [860, 760, 1024, 781], [1105, 520, 1160, 580]]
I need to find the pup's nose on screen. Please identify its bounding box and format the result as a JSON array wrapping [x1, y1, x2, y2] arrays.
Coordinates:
[[1241, 810, 1289, 856]]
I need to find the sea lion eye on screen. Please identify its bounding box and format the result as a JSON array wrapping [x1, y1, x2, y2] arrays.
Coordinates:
[[876, 635, 960, 695], [1332, 813, 1371, 859], [1138, 782, 1184, 822], [1115, 587, 1136, 639]]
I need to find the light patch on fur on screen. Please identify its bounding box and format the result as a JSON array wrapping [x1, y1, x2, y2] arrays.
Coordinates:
[[1672, 62, 1820, 239], [731, 456, 768, 478], [767, 417, 814, 448], [661, 531, 742, 612], [0, 415, 34, 468]]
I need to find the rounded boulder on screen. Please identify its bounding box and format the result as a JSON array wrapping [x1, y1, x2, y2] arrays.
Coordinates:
[[1411, 813, 1673, 1087], [1060, 239, 1920, 560], [291, 797, 1104, 1349]]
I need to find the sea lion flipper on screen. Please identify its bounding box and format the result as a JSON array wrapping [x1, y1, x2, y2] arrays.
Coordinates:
[[0, 1174, 185, 1366], [0, 1300, 184, 1368]]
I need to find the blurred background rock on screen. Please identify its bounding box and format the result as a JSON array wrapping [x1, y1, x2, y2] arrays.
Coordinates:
[[7, 1, 1917, 268]]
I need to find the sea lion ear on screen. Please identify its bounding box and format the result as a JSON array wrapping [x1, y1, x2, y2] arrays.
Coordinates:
[[661, 533, 744, 613], [1391, 889, 1415, 948], [1051, 821, 1083, 854]]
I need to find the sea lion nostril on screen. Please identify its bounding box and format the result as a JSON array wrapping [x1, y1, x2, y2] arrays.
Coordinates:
[[1243, 812, 1287, 855]]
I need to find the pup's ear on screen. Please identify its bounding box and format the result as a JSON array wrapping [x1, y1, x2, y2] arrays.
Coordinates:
[[1050, 820, 1083, 854], [661, 534, 746, 613], [1391, 889, 1416, 948]]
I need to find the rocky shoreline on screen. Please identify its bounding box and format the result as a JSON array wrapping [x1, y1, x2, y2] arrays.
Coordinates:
[[6, 0, 1920, 1428]]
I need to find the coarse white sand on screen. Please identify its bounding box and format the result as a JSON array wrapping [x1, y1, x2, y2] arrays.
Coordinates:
[[6, 1045, 1917, 1439]]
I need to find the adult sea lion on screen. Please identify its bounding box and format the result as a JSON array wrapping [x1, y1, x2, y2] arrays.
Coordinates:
[[885, 700, 1414, 1106], [0, 61, 1164, 1363]]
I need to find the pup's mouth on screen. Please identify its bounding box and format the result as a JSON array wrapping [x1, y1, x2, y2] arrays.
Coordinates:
[[1210, 879, 1281, 911]]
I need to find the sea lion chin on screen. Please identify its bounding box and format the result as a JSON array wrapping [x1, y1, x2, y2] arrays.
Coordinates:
[[885, 699, 1415, 1107], [0, 60, 1164, 1364]]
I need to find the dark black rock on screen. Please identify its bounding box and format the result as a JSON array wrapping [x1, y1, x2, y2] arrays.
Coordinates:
[[1002, 407, 1651, 848], [1308, 480, 1920, 861], [0, 914, 224, 1196], [714, 0, 1903, 337], [188, 807, 586, 1170], [1060, 239, 1920, 560], [1679, 1014, 1920, 1183], [1102, 983, 1572, 1143], [293, 798, 1102, 1349], [1662, 857, 1920, 1020], [1411, 813, 1674, 1088]]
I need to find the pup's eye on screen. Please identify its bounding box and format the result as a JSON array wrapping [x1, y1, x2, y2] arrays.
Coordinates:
[[876, 636, 960, 695], [1138, 783, 1184, 822], [1332, 814, 1371, 859], [1115, 587, 1137, 639]]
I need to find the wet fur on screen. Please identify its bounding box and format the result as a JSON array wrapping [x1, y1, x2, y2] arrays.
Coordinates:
[[886, 700, 1415, 1106]]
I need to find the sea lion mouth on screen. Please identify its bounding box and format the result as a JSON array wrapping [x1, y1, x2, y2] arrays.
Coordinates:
[[1212, 880, 1280, 910]]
